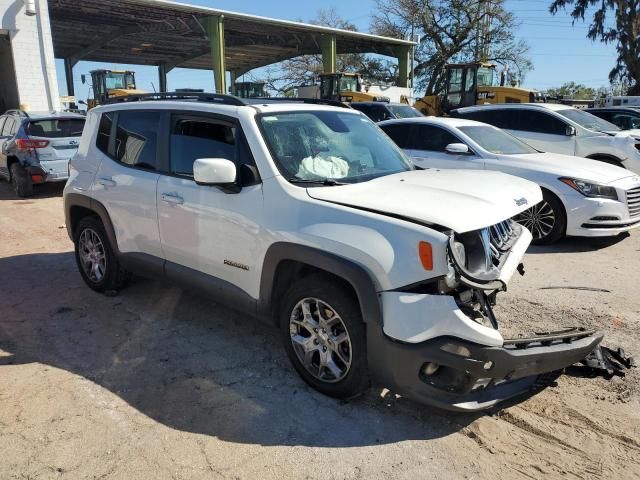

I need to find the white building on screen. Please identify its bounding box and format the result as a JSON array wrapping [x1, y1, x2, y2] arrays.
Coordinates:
[[0, 0, 60, 112]]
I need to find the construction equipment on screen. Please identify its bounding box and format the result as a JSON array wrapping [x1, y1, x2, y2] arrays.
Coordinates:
[[82, 70, 146, 109], [318, 73, 390, 103], [233, 81, 266, 98], [414, 62, 540, 116]]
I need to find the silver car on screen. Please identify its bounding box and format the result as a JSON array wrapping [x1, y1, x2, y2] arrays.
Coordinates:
[[0, 110, 85, 197]]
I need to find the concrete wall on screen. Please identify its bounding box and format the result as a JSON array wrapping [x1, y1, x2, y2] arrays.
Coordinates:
[[0, 0, 60, 112]]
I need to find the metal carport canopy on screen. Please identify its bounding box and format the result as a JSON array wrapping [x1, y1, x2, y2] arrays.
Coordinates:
[[49, 0, 414, 94]]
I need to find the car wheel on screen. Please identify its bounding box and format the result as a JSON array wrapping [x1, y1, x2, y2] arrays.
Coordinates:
[[514, 190, 566, 245], [74, 216, 130, 293], [280, 274, 369, 399], [10, 163, 33, 197]]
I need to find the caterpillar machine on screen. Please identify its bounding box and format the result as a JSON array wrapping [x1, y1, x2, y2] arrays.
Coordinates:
[[82, 70, 146, 109], [318, 72, 390, 103], [414, 61, 543, 116]]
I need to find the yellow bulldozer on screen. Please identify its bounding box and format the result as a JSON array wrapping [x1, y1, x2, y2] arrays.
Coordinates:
[[414, 62, 542, 116], [82, 69, 146, 109], [318, 72, 390, 103]]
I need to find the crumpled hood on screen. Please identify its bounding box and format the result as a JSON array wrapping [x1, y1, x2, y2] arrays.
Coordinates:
[[508, 153, 634, 184], [306, 169, 542, 233]]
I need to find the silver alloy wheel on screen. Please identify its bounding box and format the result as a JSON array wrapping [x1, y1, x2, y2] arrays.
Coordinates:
[[289, 297, 353, 383], [514, 200, 556, 240], [78, 228, 107, 283]]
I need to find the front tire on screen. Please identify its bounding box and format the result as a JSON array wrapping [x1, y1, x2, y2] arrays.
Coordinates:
[[514, 190, 566, 244], [280, 274, 370, 399], [10, 163, 33, 197], [74, 216, 129, 293]]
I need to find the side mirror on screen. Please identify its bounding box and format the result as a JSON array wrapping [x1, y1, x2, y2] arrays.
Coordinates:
[[193, 158, 237, 188], [445, 143, 471, 155], [566, 125, 577, 136], [78, 100, 87, 105]]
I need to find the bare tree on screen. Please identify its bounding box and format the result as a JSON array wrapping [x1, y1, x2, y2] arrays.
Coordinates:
[[549, 0, 640, 95], [371, 0, 532, 95], [258, 8, 396, 94]]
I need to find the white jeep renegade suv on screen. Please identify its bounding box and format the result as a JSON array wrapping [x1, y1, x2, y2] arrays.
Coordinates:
[[64, 93, 602, 411]]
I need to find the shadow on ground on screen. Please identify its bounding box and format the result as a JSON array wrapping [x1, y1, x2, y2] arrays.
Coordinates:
[[0, 180, 64, 201], [528, 233, 630, 254], [0, 251, 536, 448]]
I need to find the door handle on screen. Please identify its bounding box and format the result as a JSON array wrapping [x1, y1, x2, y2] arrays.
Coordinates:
[[97, 177, 116, 187], [161, 193, 184, 205]]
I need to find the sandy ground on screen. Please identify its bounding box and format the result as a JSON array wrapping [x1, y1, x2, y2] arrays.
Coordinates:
[[1, 180, 639, 480]]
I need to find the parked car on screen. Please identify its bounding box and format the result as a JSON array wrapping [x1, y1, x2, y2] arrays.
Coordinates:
[[350, 102, 423, 122], [585, 107, 640, 134], [450, 103, 640, 174], [0, 110, 85, 197], [380, 117, 640, 244], [64, 93, 602, 411]]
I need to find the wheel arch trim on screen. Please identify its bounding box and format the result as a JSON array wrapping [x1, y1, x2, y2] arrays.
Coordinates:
[[258, 242, 382, 326]]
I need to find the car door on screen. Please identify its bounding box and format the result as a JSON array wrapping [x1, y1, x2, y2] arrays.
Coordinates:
[[0, 116, 8, 177], [156, 112, 264, 300], [404, 124, 484, 170], [91, 109, 164, 259], [505, 109, 576, 155]]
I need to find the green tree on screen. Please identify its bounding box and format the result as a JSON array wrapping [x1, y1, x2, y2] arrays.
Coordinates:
[[371, 0, 532, 95], [549, 0, 640, 95], [545, 81, 597, 99]]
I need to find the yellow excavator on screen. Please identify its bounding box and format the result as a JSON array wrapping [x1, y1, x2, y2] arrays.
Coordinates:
[[82, 70, 146, 109], [414, 62, 542, 116], [318, 73, 390, 103]]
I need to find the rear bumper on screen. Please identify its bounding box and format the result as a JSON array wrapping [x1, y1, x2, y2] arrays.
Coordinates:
[[367, 325, 602, 411], [26, 164, 69, 183]]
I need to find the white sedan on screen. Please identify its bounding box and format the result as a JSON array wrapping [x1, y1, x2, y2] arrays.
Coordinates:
[[380, 117, 640, 244]]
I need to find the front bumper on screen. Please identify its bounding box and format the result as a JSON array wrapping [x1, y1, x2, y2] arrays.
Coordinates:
[[368, 325, 602, 411], [562, 193, 640, 237]]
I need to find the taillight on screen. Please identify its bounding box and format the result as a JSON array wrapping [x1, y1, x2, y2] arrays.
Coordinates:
[[16, 138, 49, 150]]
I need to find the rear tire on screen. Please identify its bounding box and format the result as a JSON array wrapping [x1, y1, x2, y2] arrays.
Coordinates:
[[514, 190, 566, 245], [280, 274, 370, 399], [10, 163, 33, 198], [74, 216, 130, 293]]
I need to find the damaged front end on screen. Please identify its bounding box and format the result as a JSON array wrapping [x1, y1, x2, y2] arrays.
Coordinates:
[[369, 220, 604, 411]]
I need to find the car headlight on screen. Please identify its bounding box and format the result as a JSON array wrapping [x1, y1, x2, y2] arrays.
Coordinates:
[[559, 177, 618, 200]]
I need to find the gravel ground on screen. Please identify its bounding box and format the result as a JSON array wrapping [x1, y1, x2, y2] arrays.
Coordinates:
[[1, 181, 639, 480]]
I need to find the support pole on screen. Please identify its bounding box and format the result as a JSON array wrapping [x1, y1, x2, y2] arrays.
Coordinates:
[[158, 63, 167, 92], [319, 34, 336, 73], [229, 70, 236, 95], [204, 15, 226, 94], [395, 46, 411, 88], [63, 58, 76, 109]]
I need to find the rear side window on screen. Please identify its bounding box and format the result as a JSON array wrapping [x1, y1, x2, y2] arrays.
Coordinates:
[[114, 111, 161, 170], [28, 118, 85, 138], [170, 115, 236, 176], [454, 109, 513, 129], [96, 112, 113, 156]]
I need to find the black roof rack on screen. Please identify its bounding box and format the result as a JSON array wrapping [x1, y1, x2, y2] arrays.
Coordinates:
[[245, 97, 351, 109], [4, 109, 30, 118], [103, 92, 247, 106]]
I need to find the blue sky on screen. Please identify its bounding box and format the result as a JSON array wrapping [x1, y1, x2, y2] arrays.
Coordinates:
[[55, 0, 618, 101]]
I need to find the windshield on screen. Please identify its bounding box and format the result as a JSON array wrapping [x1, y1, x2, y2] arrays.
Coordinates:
[[28, 118, 85, 138], [339, 76, 359, 92], [477, 67, 494, 87], [259, 111, 413, 184], [556, 108, 620, 132], [388, 104, 423, 119], [105, 72, 135, 90], [459, 125, 538, 155]]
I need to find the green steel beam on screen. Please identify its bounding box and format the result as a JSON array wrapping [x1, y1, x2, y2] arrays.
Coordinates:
[[205, 15, 226, 93], [394, 45, 411, 88], [319, 34, 336, 73]]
